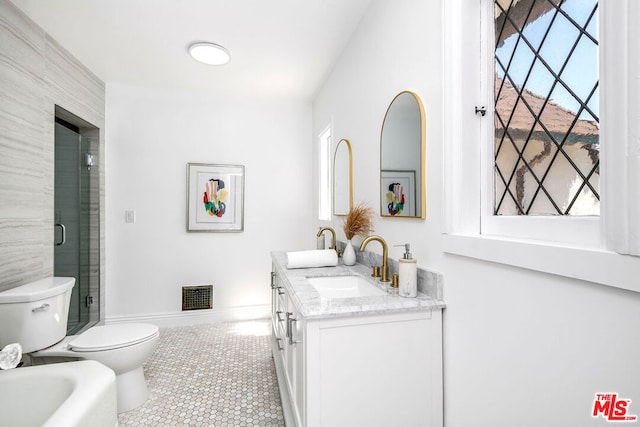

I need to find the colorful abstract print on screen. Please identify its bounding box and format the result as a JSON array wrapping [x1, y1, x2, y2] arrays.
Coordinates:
[[203, 178, 228, 217], [386, 182, 405, 216]]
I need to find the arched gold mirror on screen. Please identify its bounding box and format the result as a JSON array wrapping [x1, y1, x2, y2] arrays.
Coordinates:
[[333, 138, 353, 216], [380, 91, 426, 218]]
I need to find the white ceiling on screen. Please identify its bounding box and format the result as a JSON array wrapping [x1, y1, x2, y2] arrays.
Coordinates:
[[11, 0, 372, 100]]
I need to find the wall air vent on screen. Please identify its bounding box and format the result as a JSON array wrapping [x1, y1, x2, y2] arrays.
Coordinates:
[[182, 285, 213, 311]]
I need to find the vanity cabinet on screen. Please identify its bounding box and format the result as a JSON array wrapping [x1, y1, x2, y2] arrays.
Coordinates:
[[270, 266, 444, 427], [271, 270, 306, 425]]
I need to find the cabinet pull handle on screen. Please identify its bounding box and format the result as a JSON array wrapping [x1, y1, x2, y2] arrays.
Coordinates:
[[277, 286, 285, 295], [288, 316, 301, 345], [270, 271, 276, 289], [285, 312, 292, 338], [276, 337, 284, 351], [276, 310, 285, 322]]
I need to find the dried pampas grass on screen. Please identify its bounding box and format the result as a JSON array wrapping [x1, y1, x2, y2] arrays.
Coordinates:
[[343, 203, 375, 240]]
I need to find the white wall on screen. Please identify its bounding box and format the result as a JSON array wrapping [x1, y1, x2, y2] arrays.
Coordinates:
[[313, 0, 640, 426], [106, 84, 313, 323], [313, 0, 443, 259]]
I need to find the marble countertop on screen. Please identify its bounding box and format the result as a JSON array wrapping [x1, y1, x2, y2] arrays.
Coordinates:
[[271, 251, 446, 320]]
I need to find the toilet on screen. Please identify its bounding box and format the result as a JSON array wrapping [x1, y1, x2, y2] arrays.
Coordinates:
[[0, 277, 159, 413]]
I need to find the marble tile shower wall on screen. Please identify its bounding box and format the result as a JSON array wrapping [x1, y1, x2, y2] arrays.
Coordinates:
[[0, 0, 105, 316]]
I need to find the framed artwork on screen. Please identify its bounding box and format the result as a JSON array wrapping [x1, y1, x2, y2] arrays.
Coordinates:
[[187, 163, 245, 232], [381, 170, 416, 217]]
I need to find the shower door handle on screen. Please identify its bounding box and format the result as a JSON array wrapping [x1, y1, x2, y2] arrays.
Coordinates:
[[55, 223, 66, 246]]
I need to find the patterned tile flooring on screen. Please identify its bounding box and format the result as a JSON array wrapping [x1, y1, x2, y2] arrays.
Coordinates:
[[117, 320, 285, 426]]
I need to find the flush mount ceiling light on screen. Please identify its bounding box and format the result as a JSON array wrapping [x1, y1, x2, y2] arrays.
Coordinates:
[[188, 42, 231, 65]]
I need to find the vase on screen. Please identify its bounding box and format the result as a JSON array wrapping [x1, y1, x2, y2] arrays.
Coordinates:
[[343, 239, 357, 266]]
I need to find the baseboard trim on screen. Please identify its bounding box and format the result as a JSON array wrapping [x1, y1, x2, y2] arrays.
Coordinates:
[[104, 304, 270, 328]]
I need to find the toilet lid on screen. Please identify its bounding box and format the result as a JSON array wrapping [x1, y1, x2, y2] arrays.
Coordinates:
[[69, 323, 159, 352]]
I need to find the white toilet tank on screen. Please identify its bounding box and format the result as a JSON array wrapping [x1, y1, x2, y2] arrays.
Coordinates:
[[0, 277, 75, 353]]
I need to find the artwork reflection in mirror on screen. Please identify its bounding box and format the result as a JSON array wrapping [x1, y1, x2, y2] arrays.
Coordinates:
[[380, 91, 425, 218], [333, 139, 353, 216], [382, 170, 416, 216]]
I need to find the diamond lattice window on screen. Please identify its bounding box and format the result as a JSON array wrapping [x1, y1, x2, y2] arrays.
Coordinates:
[[494, 0, 599, 215]]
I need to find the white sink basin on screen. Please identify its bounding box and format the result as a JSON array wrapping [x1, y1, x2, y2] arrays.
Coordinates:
[[0, 360, 117, 427], [307, 275, 387, 298]]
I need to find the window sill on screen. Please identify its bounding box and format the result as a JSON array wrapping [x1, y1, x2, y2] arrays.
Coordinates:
[[442, 233, 640, 293]]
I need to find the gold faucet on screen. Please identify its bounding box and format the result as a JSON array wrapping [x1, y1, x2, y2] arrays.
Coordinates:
[[317, 227, 338, 254], [359, 235, 390, 282]]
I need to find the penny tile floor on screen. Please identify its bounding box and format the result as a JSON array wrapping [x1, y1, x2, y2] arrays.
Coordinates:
[[117, 320, 285, 426]]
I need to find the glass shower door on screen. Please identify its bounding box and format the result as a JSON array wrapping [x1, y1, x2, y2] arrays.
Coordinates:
[[54, 119, 94, 334]]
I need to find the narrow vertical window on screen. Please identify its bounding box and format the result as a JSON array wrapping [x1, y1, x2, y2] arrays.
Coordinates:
[[494, 0, 599, 216], [318, 126, 332, 221]]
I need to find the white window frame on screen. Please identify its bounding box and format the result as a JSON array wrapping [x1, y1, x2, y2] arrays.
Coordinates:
[[442, 0, 640, 293], [318, 125, 332, 221]]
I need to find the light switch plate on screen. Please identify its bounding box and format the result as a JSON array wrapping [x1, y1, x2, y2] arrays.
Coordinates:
[[125, 210, 135, 223]]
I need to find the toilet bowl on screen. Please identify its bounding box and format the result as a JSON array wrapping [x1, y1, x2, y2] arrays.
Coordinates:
[[0, 277, 159, 413], [32, 323, 159, 413]]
